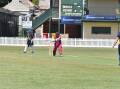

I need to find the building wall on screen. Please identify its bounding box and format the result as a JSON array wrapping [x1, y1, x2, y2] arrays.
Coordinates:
[[83, 22, 119, 39], [0, 12, 18, 37], [88, 0, 118, 16]]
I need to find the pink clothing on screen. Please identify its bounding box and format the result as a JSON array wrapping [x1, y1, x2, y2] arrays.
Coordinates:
[[53, 33, 63, 56]]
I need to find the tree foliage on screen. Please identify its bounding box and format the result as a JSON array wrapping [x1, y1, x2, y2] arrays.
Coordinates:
[[32, 0, 39, 5], [0, 0, 12, 7]]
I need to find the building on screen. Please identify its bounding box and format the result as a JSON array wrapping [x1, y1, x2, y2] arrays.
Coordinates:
[[1, 0, 119, 39], [0, 8, 19, 37], [3, 0, 34, 36], [33, 0, 119, 39], [34, 0, 82, 38], [83, 0, 119, 39]]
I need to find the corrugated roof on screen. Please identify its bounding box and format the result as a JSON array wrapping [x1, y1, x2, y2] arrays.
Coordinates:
[[0, 8, 20, 16], [3, 0, 34, 12]]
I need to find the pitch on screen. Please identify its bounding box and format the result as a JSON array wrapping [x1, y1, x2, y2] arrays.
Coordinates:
[[0, 46, 119, 89]]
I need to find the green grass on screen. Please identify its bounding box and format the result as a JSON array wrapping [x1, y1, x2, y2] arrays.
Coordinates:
[[0, 46, 120, 89]]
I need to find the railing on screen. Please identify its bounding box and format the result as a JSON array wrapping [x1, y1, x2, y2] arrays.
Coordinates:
[[0, 37, 115, 48], [32, 9, 52, 30]]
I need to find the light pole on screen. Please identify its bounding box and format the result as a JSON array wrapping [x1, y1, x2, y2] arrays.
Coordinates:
[[48, 0, 53, 38], [118, 1, 120, 33], [116, 8, 120, 32]]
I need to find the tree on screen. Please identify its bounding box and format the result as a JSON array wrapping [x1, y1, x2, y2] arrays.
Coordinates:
[[0, 0, 12, 7], [32, 0, 39, 5]]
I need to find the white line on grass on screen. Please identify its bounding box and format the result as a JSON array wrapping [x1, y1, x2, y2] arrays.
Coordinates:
[[65, 55, 115, 59], [66, 55, 80, 58]]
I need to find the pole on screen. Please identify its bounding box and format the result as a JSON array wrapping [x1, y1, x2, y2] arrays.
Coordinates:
[[58, 0, 61, 33], [49, 18, 51, 38], [118, 21, 119, 32], [116, 6, 120, 32], [118, 14, 120, 32], [58, 19, 60, 33], [48, 0, 53, 38], [64, 24, 66, 34]]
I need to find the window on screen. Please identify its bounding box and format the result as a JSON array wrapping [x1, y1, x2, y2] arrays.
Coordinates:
[[92, 27, 111, 34]]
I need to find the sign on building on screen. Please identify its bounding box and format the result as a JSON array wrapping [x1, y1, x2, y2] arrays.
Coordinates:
[[22, 21, 32, 29], [61, 0, 83, 16], [61, 16, 82, 24], [22, 14, 32, 29]]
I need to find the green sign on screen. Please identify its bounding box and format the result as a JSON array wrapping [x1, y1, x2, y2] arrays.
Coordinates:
[[61, 0, 83, 16]]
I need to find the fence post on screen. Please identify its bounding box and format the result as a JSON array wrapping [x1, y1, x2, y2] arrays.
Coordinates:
[[75, 38, 77, 47]]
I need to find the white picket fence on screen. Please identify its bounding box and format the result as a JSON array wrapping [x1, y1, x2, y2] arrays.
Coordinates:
[[0, 37, 115, 48]]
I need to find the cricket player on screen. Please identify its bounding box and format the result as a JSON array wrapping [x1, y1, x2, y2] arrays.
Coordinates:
[[112, 32, 120, 65], [53, 32, 63, 56], [24, 30, 34, 53]]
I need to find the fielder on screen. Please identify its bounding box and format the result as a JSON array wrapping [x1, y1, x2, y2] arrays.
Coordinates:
[[112, 32, 120, 65], [24, 30, 34, 53]]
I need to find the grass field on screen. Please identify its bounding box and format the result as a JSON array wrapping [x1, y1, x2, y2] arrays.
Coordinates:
[[0, 46, 120, 89]]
